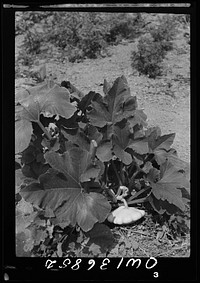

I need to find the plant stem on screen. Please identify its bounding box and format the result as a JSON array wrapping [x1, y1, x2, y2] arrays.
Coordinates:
[[90, 140, 97, 162], [131, 163, 144, 179], [37, 120, 52, 140], [121, 198, 128, 207], [106, 188, 118, 203], [127, 197, 148, 205], [111, 159, 122, 186], [120, 162, 124, 184], [104, 162, 108, 186], [127, 187, 150, 202]]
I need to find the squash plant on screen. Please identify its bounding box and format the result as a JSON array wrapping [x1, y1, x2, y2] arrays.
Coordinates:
[[15, 75, 190, 256]]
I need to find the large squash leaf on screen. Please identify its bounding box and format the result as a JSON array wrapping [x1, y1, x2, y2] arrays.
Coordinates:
[[21, 187, 110, 232], [61, 129, 90, 152], [96, 124, 134, 164], [154, 148, 190, 178], [128, 127, 176, 164], [96, 141, 113, 162], [147, 161, 190, 212], [96, 123, 148, 164], [15, 88, 30, 104], [103, 79, 112, 95], [85, 125, 103, 145], [112, 124, 132, 165], [128, 109, 148, 129], [127, 138, 149, 155], [78, 91, 101, 112], [38, 168, 69, 189], [15, 116, 33, 154], [15, 82, 77, 153], [148, 131, 175, 151], [84, 223, 115, 253], [15, 169, 36, 194], [20, 147, 111, 232], [39, 85, 77, 118], [145, 126, 162, 139], [44, 147, 101, 184], [87, 76, 137, 128], [148, 195, 182, 215], [146, 127, 176, 165], [18, 83, 76, 121]]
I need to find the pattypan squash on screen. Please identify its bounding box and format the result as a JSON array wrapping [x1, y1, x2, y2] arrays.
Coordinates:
[[107, 185, 145, 225], [107, 206, 145, 225]]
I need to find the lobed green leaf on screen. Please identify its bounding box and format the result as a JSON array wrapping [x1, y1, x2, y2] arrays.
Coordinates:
[[148, 161, 190, 212], [87, 76, 137, 128]]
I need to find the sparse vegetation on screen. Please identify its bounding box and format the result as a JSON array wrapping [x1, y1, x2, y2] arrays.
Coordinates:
[[131, 34, 166, 78], [131, 15, 178, 78], [16, 11, 145, 67]]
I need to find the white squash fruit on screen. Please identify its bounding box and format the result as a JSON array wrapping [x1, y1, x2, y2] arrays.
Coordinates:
[[107, 206, 145, 225]]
